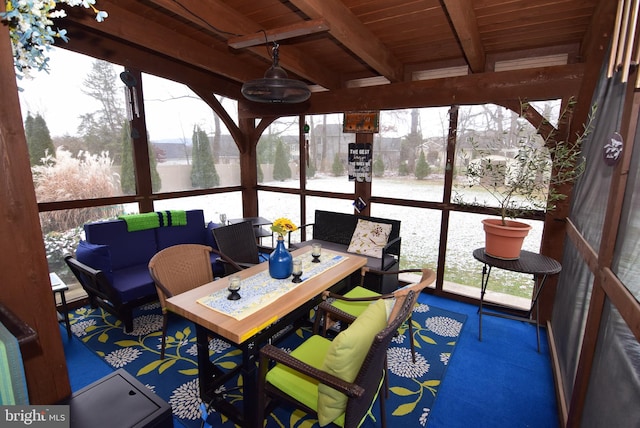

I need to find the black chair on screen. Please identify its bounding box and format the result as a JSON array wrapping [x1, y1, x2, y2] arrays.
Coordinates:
[[212, 221, 272, 275], [257, 292, 416, 428]]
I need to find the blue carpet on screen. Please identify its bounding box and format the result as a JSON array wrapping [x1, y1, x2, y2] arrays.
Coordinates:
[[425, 295, 559, 428], [66, 296, 466, 428]]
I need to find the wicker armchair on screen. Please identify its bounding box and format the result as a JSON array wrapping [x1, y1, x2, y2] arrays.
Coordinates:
[[257, 292, 415, 428], [148, 244, 214, 359], [212, 221, 272, 275], [315, 267, 436, 362]]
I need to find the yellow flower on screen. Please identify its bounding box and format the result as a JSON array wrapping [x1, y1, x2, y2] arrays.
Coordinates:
[[271, 217, 298, 237]]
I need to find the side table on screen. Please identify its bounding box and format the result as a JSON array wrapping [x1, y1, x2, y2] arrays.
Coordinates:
[[472, 248, 561, 352], [50, 272, 72, 338]]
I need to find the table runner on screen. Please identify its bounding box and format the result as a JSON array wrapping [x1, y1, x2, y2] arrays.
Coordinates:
[[197, 251, 347, 320]]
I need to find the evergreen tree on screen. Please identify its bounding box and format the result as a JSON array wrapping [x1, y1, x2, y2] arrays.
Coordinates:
[[331, 153, 344, 176], [306, 160, 316, 178], [272, 139, 291, 181], [257, 162, 264, 183], [120, 121, 162, 193], [398, 161, 409, 176], [149, 144, 162, 192], [373, 156, 385, 177], [25, 113, 55, 166], [191, 125, 219, 188], [120, 121, 135, 194], [415, 149, 430, 180]]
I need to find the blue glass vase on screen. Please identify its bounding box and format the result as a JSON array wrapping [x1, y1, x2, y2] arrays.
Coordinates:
[[269, 237, 293, 279]]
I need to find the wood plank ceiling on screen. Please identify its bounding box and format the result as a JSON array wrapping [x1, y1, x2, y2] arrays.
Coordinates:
[[60, 0, 604, 106]]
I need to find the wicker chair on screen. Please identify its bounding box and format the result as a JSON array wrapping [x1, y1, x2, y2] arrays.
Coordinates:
[[148, 244, 214, 359], [315, 267, 436, 363], [212, 221, 272, 275], [257, 291, 415, 428]]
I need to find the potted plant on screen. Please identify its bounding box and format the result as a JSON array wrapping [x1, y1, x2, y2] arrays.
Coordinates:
[[455, 99, 595, 259]]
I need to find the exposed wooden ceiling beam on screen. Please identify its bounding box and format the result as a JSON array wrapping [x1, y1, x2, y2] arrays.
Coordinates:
[[63, 0, 265, 83], [441, 0, 486, 73], [227, 19, 329, 49], [290, 0, 404, 83], [146, 0, 341, 89], [239, 63, 585, 118]]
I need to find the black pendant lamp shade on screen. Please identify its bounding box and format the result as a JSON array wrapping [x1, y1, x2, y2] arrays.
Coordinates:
[[241, 43, 311, 103]]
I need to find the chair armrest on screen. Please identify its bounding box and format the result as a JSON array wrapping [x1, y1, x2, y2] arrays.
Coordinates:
[[257, 245, 275, 253], [64, 256, 120, 305], [382, 235, 401, 254], [316, 300, 358, 327], [259, 343, 365, 398], [288, 223, 314, 246], [210, 249, 245, 272]]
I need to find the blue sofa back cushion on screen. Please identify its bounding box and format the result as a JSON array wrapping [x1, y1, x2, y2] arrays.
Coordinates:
[[84, 220, 157, 270], [156, 210, 208, 250], [111, 265, 157, 302], [76, 240, 114, 284]]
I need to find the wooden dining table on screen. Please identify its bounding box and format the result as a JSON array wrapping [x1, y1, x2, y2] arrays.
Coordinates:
[[165, 245, 367, 427]]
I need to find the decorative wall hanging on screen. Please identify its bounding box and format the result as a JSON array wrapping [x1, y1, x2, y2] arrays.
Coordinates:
[[343, 111, 379, 133]]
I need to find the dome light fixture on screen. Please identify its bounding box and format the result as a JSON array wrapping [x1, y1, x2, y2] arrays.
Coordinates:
[[241, 42, 311, 103]]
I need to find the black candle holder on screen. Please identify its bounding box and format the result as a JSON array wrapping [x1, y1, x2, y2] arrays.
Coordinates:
[[292, 272, 303, 283], [227, 287, 241, 300], [311, 254, 321, 263]]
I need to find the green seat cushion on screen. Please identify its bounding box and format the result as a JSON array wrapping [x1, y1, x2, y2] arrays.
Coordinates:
[[265, 335, 331, 416], [317, 299, 388, 426], [331, 286, 381, 317]]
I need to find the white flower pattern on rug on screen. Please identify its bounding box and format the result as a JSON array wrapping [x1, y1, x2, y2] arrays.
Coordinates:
[[424, 315, 463, 337], [69, 298, 466, 428], [104, 347, 142, 367], [169, 378, 202, 420], [387, 347, 430, 378]]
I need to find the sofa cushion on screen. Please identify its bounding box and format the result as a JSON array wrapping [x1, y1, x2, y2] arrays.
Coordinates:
[[347, 219, 392, 258], [84, 220, 157, 271], [155, 210, 207, 250], [111, 265, 156, 302], [76, 240, 114, 284]]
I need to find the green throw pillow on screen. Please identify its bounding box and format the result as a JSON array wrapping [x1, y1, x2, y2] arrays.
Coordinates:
[[317, 299, 388, 426]]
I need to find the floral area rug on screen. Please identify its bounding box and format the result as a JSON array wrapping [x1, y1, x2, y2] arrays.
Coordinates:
[[68, 296, 466, 428]]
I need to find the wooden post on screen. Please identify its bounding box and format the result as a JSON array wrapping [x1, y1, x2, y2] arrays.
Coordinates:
[[0, 5, 71, 403]]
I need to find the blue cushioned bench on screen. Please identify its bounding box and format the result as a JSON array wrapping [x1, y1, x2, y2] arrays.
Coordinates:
[[65, 209, 222, 332]]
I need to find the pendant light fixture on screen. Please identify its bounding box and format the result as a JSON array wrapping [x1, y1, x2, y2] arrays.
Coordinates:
[[241, 42, 311, 103]]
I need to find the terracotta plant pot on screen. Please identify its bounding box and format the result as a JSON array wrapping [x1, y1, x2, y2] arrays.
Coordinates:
[[482, 218, 532, 260]]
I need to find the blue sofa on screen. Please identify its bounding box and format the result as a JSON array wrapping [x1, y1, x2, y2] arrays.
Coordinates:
[[65, 209, 222, 332]]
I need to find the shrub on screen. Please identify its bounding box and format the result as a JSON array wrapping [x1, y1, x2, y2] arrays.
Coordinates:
[[373, 156, 385, 177], [33, 148, 122, 233]]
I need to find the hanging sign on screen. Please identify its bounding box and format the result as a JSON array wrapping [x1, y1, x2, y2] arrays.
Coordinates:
[[603, 132, 623, 166], [343, 111, 379, 133], [348, 143, 372, 182]]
